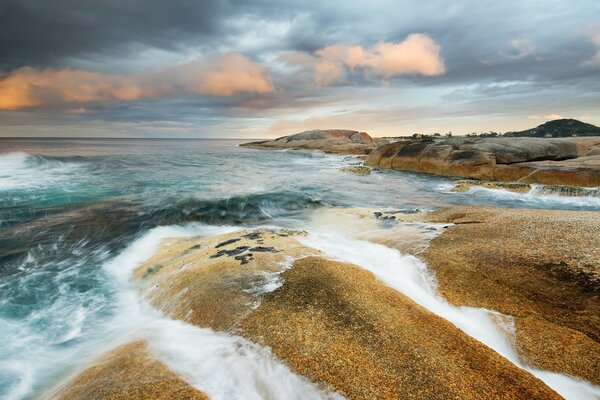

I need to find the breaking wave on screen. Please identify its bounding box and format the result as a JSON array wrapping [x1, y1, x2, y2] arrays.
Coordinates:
[[0, 152, 85, 191]]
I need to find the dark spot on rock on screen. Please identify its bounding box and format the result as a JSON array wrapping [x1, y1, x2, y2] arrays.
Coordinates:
[[242, 232, 262, 240], [235, 254, 253, 265], [399, 208, 420, 214], [143, 264, 163, 279], [210, 246, 250, 258], [374, 212, 383, 219], [215, 238, 241, 248], [249, 246, 278, 253]]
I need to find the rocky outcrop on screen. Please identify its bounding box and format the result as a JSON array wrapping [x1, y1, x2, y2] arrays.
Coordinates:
[[57, 206, 600, 398], [365, 137, 600, 187], [423, 206, 600, 385], [339, 165, 371, 175], [241, 129, 387, 154], [450, 179, 531, 193], [52, 342, 207, 400], [131, 226, 561, 399]]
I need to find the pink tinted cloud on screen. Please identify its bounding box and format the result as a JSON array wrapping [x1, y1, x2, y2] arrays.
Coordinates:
[[0, 54, 274, 110], [284, 33, 445, 86]]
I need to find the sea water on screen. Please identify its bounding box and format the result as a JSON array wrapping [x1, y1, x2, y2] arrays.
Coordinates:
[[1, 138, 599, 399]]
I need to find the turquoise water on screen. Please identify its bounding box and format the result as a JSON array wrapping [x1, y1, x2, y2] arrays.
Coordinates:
[[1, 138, 599, 399]]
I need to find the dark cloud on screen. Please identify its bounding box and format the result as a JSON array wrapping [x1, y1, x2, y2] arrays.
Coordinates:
[[0, 0, 239, 69]]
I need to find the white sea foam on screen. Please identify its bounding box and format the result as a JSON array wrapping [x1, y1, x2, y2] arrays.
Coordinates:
[[299, 229, 600, 400], [0, 152, 83, 191]]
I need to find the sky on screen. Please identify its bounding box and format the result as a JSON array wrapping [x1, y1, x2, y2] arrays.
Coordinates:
[[0, 0, 599, 138]]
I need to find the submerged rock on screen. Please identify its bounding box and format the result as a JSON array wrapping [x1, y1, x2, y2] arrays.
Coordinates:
[[241, 129, 386, 155], [339, 165, 372, 175], [451, 179, 531, 193]]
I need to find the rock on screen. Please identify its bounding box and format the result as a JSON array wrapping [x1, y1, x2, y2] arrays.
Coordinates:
[[365, 137, 600, 187], [451, 180, 531, 193], [241, 129, 386, 155], [133, 225, 561, 399], [51, 341, 207, 400], [240, 257, 559, 400], [339, 166, 371, 175], [134, 228, 317, 332], [423, 206, 600, 385]]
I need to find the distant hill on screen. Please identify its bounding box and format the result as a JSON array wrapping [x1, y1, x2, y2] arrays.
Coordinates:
[[507, 119, 600, 137]]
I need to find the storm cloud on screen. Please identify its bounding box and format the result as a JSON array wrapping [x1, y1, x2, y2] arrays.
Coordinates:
[[0, 0, 599, 137]]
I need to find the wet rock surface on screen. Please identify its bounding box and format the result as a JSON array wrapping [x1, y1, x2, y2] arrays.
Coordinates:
[[451, 179, 531, 193], [240, 256, 559, 400], [134, 228, 316, 332], [339, 165, 372, 175], [52, 341, 207, 400], [423, 206, 600, 385], [58, 208, 600, 399], [130, 224, 562, 399]]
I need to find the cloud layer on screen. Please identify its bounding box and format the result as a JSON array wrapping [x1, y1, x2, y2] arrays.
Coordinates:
[[0, 0, 599, 137], [0, 54, 274, 110]]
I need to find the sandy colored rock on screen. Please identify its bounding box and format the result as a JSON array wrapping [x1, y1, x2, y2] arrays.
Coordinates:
[[53, 341, 206, 400], [241, 129, 384, 154], [239, 257, 560, 400], [365, 137, 600, 187], [339, 165, 371, 175], [423, 206, 600, 385], [135, 228, 317, 331], [135, 226, 561, 399], [307, 207, 442, 255], [451, 179, 531, 193]]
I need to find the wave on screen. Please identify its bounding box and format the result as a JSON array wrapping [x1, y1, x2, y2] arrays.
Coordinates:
[[143, 191, 323, 226], [0, 191, 322, 271], [0, 152, 85, 191]]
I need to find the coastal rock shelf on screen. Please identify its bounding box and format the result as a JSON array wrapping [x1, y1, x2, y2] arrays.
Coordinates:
[[51, 342, 208, 400], [240, 129, 388, 154], [54, 208, 600, 399], [423, 206, 600, 386], [365, 137, 600, 187]]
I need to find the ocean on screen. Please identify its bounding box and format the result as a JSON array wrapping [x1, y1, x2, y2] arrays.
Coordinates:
[[1, 138, 600, 399]]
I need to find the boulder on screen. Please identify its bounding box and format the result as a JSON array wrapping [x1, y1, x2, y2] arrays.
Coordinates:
[[365, 137, 600, 187], [241, 129, 386, 155]]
